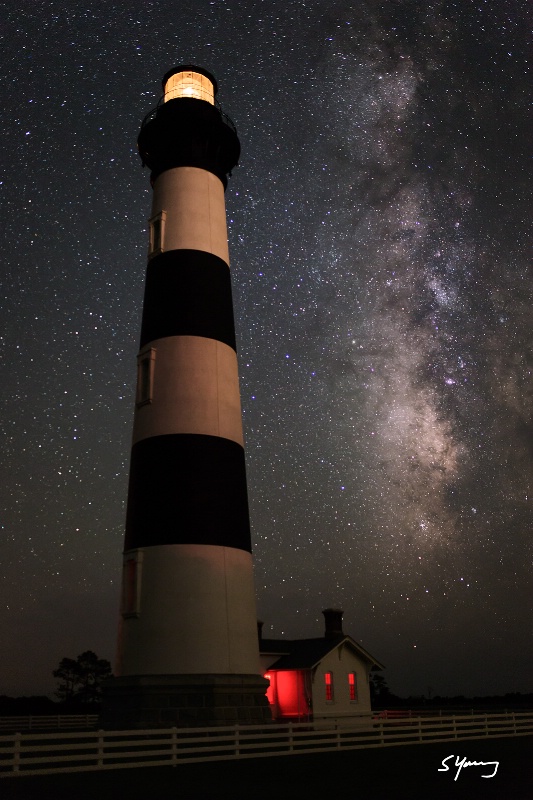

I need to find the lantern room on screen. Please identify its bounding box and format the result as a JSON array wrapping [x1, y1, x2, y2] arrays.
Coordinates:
[[162, 66, 216, 105]]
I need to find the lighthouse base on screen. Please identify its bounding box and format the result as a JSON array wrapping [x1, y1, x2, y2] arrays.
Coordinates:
[[100, 674, 272, 729]]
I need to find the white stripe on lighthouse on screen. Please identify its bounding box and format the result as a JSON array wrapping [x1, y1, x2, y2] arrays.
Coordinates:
[[132, 335, 244, 447], [150, 167, 230, 262], [117, 544, 260, 676]]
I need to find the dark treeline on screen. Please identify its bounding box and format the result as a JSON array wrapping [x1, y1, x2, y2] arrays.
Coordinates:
[[0, 650, 114, 716], [0, 695, 101, 715], [373, 692, 533, 710], [1, 692, 532, 716]]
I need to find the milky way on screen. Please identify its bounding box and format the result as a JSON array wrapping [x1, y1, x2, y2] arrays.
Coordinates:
[[1, 0, 531, 697]]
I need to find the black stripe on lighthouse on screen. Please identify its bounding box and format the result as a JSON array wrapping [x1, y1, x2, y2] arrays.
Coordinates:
[[140, 250, 237, 351], [124, 433, 251, 552]]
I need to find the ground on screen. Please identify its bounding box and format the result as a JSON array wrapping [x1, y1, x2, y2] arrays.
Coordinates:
[[1, 735, 531, 800]]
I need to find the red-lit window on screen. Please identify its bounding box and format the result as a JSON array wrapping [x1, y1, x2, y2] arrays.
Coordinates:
[[348, 672, 358, 702], [324, 672, 334, 702]]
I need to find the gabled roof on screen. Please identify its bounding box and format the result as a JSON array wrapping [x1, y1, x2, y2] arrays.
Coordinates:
[[261, 635, 385, 671]]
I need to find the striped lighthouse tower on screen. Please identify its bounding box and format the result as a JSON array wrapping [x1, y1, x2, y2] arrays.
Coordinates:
[[102, 66, 270, 728]]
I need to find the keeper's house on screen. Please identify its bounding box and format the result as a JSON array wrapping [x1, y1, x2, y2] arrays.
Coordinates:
[[259, 609, 384, 722]]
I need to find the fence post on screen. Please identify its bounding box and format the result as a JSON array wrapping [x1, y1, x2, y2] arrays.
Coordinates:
[[418, 718, 423, 742], [235, 724, 240, 757], [97, 730, 104, 768], [379, 721, 385, 747], [453, 715, 457, 739], [171, 727, 178, 766], [13, 732, 21, 773], [336, 723, 341, 749], [289, 721, 294, 752], [484, 715, 488, 737]]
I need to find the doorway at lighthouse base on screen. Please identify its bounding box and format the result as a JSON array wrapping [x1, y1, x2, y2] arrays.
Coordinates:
[[265, 669, 312, 721], [100, 673, 271, 729]]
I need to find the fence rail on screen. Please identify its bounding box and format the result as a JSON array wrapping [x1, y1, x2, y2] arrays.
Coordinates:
[[1, 712, 532, 777], [0, 707, 504, 733], [0, 715, 99, 733]]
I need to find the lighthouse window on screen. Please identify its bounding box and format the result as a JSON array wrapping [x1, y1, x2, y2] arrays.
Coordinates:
[[152, 218, 161, 251], [136, 347, 156, 406], [121, 551, 143, 618], [148, 210, 166, 257]]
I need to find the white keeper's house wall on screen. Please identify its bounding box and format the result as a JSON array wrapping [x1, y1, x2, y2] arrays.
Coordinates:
[[310, 642, 373, 719]]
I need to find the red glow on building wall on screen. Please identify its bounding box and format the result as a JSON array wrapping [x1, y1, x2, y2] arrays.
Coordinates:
[[264, 670, 310, 719]]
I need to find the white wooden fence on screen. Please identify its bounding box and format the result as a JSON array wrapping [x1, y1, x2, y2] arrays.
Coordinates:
[[0, 715, 99, 733], [1, 712, 532, 777]]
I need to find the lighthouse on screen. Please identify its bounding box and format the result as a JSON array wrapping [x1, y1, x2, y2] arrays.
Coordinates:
[[102, 66, 270, 728]]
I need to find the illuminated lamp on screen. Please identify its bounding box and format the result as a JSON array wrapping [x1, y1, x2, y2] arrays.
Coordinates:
[[162, 66, 216, 104]]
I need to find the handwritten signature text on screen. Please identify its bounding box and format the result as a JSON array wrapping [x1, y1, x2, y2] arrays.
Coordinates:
[[439, 754, 499, 781]]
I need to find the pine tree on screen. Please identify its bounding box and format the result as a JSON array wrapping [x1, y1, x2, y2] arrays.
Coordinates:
[[53, 651, 112, 704]]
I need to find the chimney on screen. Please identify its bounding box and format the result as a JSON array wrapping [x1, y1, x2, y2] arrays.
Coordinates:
[[322, 608, 344, 638]]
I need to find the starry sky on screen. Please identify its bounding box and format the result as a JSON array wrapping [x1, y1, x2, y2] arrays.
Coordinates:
[[1, 0, 531, 700]]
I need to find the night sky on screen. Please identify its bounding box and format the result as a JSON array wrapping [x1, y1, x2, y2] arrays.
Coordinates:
[[1, 1, 531, 699]]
